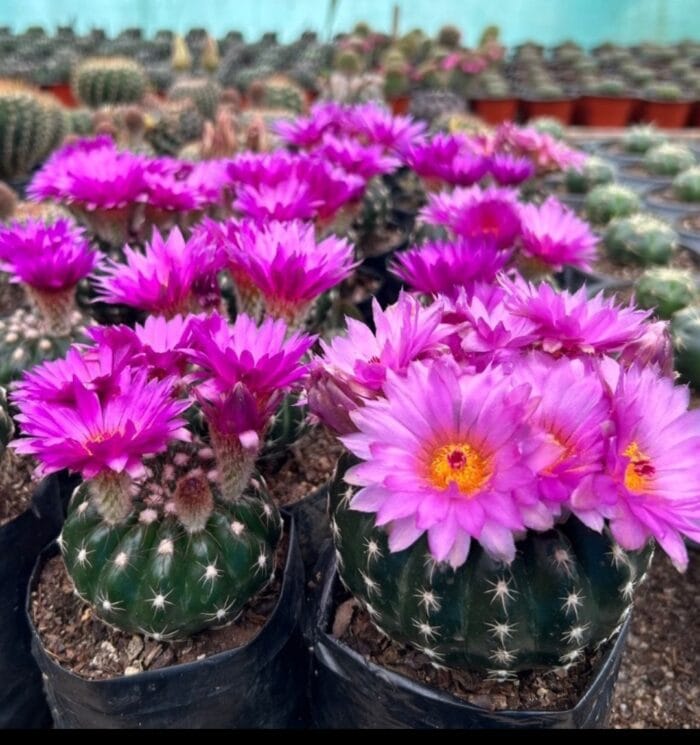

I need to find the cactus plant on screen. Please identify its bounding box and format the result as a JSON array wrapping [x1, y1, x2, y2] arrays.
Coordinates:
[[72, 57, 148, 108], [622, 125, 666, 154], [437, 25, 462, 50], [147, 101, 205, 156], [201, 35, 220, 74], [171, 35, 193, 72], [635, 268, 697, 319], [643, 143, 695, 177], [672, 166, 700, 202], [169, 76, 222, 120], [604, 214, 678, 267], [671, 306, 700, 388], [353, 175, 392, 240], [409, 90, 464, 124], [585, 184, 641, 225], [249, 77, 305, 114], [530, 116, 565, 139], [564, 156, 615, 194], [643, 82, 685, 101], [0, 386, 13, 455]]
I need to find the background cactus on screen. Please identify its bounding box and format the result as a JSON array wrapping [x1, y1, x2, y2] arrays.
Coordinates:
[[564, 156, 615, 194], [643, 143, 695, 177], [671, 306, 700, 388], [672, 166, 700, 203], [72, 57, 148, 108], [146, 100, 205, 156], [585, 183, 641, 225], [409, 90, 464, 124], [603, 214, 678, 266], [353, 175, 393, 241], [329, 454, 653, 676], [248, 76, 305, 114], [622, 125, 666, 154], [168, 76, 222, 120], [0, 386, 13, 455], [437, 25, 462, 50], [635, 268, 697, 320], [60, 443, 282, 639]]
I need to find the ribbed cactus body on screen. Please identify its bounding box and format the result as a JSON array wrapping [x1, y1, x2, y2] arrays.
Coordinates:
[[672, 167, 700, 203], [0, 386, 13, 454], [622, 126, 666, 155], [604, 214, 677, 266], [169, 77, 221, 120], [643, 143, 695, 177], [146, 101, 204, 156], [565, 156, 615, 194], [256, 79, 305, 114], [73, 57, 147, 108], [329, 453, 653, 676], [585, 184, 640, 225], [60, 475, 282, 639], [671, 306, 700, 388], [355, 176, 392, 238], [635, 268, 697, 319]]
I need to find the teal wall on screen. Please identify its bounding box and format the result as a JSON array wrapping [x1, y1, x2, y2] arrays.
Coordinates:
[[1, 0, 699, 46]]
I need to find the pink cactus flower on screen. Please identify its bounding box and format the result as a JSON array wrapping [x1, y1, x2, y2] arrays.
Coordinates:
[[403, 134, 489, 187], [488, 153, 536, 186], [313, 134, 400, 181], [346, 103, 427, 151]]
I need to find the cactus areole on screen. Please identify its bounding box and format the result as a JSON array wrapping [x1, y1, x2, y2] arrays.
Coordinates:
[[330, 453, 653, 677]]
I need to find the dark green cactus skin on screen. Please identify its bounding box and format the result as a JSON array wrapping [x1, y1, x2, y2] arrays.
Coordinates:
[[60, 477, 282, 639], [671, 306, 700, 388], [672, 167, 700, 203], [604, 214, 677, 266], [565, 157, 615, 194], [168, 77, 222, 120], [68, 108, 95, 136], [73, 58, 147, 108], [0, 309, 77, 386], [146, 102, 204, 156], [260, 82, 304, 114], [262, 393, 308, 461], [634, 268, 697, 320], [0, 91, 54, 180], [585, 184, 641, 225], [329, 453, 653, 676], [0, 385, 14, 455], [354, 176, 392, 239]]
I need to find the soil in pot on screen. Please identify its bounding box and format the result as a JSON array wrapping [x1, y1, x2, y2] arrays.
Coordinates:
[[0, 450, 37, 527]]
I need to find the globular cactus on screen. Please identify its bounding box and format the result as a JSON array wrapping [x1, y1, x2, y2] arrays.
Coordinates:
[[564, 155, 615, 194], [409, 89, 464, 124], [146, 100, 205, 156], [68, 107, 94, 136], [672, 166, 700, 202], [604, 214, 678, 267], [0, 308, 78, 386], [530, 116, 566, 140], [334, 49, 363, 77], [620, 64, 655, 88], [635, 268, 697, 320], [643, 81, 684, 102], [585, 183, 641, 225], [329, 454, 653, 676], [354, 175, 392, 239], [201, 35, 220, 74], [170, 35, 193, 73], [622, 125, 666, 154], [383, 62, 410, 101], [72, 57, 148, 108], [671, 306, 700, 388], [0, 386, 13, 456], [643, 143, 695, 177], [248, 77, 305, 114], [168, 76, 222, 120], [60, 444, 281, 639], [437, 25, 462, 50]]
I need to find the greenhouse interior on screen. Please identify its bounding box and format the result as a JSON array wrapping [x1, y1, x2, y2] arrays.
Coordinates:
[[0, 0, 698, 731]]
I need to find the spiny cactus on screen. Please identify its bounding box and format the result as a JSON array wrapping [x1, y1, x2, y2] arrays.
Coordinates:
[[249, 77, 305, 114], [635, 268, 697, 320], [171, 35, 193, 72], [672, 166, 700, 202], [67, 107, 94, 136], [72, 57, 148, 108], [671, 306, 700, 388], [409, 90, 464, 124], [334, 49, 363, 77], [564, 156, 615, 194], [0, 181, 17, 220], [0, 386, 13, 455], [530, 116, 566, 140], [585, 183, 641, 225], [604, 214, 678, 267], [383, 63, 410, 101], [643, 143, 695, 177], [168, 76, 221, 120], [201, 35, 220, 74], [354, 175, 392, 240], [146, 100, 205, 156], [644, 81, 685, 102], [60, 444, 281, 638], [622, 125, 666, 154], [437, 25, 462, 50], [329, 453, 653, 676]]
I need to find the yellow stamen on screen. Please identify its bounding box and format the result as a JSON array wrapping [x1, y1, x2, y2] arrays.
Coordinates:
[[623, 441, 654, 493], [428, 443, 490, 496]]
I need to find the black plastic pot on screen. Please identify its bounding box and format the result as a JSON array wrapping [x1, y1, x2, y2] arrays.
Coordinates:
[[282, 484, 331, 575], [616, 171, 668, 196], [0, 473, 77, 729], [592, 142, 643, 170], [643, 186, 695, 222], [310, 550, 631, 729], [675, 213, 700, 255], [28, 516, 308, 729]]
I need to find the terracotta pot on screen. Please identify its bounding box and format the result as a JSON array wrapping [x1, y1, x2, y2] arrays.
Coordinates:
[[471, 97, 519, 125], [639, 100, 692, 129], [41, 84, 77, 108], [578, 96, 634, 127], [688, 101, 700, 127], [389, 96, 411, 116], [522, 98, 576, 125]]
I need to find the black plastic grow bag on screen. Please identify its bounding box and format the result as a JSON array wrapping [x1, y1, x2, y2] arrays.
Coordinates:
[[28, 516, 308, 729], [310, 549, 631, 729]]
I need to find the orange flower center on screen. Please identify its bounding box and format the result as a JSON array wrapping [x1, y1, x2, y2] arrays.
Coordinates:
[[623, 441, 655, 493], [428, 442, 490, 496]]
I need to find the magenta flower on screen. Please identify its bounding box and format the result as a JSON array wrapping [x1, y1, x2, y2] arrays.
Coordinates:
[[93, 227, 224, 317], [313, 134, 400, 181], [142, 158, 201, 213], [347, 103, 427, 151], [403, 134, 489, 187], [11, 367, 189, 479], [341, 360, 541, 567], [618, 320, 674, 378], [488, 153, 536, 186], [227, 152, 298, 189], [501, 276, 650, 356], [572, 362, 700, 570], [134, 314, 195, 379], [0, 218, 99, 292], [226, 220, 357, 325], [274, 102, 346, 148], [390, 239, 510, 297], [518, 197, 598, 271], [307, 293, 451, 434], [493, 123, 585, 174], [234, 177, 321, 222]]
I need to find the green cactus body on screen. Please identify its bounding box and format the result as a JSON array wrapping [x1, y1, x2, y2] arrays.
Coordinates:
[[671, 306, 700, 387], [604, 214, 678, 266], [0, 308, 80, 386], [259, 80, 305, 114], [0, 86, 54, 180], [169, 77, 222, 120], [635, 268, 697, 320], [73, 57, 147, 108], [0, 386, 13, 455], [354, 176, 392, 238], [147, 101, 204, 156], [672, 167, 700, 203], [643, 143, 695, 177], [585, 184, 641, 225], [622, 126, 666, 155], [329, 454, 653, 676], [565, 156, 615, 194], [60, 455, 282, 639], [262, 393, 308, 461], [530, 117, 565, 140]]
